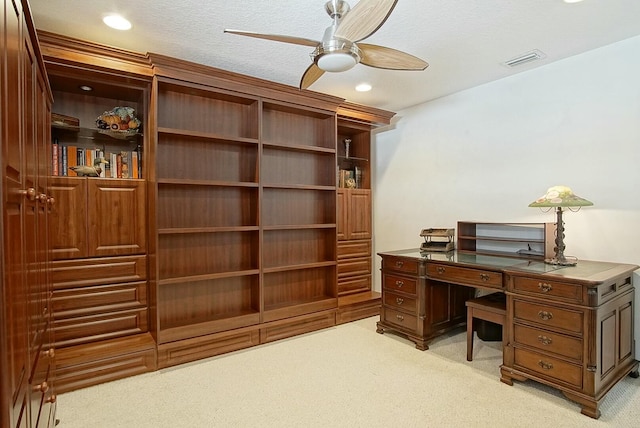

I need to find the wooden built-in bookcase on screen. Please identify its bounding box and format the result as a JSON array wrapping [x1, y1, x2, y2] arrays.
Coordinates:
[[36, 32, 394, 387], [151, 74, 341, 366], [154, 79, 261, 345]]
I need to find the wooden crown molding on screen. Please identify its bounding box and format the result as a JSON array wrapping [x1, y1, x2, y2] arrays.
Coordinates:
[[37, 30, 153, 77]]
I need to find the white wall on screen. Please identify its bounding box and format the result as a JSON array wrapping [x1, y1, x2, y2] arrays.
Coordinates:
[[371, 35, 640, 291]]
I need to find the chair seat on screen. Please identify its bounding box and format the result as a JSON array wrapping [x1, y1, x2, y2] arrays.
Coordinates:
[[466, 293, 506, 361]]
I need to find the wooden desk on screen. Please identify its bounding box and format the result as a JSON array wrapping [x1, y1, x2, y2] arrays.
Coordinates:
[[377, 249, 639, 419]]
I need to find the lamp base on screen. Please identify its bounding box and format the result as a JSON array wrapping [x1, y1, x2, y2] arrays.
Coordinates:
[[544, 257, 577, 266]]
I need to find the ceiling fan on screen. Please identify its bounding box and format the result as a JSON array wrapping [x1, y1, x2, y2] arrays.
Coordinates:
[[224, 0, 428, 90]]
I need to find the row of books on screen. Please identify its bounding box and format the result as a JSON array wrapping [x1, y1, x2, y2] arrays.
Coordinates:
[[338, 166, 363, 188], [51, 142, 142, 178]]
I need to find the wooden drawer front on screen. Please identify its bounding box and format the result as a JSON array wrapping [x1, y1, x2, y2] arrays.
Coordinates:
[[427, 263, 502, 289], [338, 257, 371, 279], [52, 281, 147, 318], [338, 275, 371, 295], [337, 240, 371, 259], [384, 291, 417, 313], [53, 308, 148, 348], [512, 277, 582, 303], [383, 256, 419, 275], [51, 255, 147, 289], [514, 348, 582, 388], [513, 324, 583, 361], [383, 307, 418, 331], [383, 274, 417, 295], [513, 300, 583, 334]]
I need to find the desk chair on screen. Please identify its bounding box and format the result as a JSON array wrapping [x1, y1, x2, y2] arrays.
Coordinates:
[[466, 293, 506, 361]]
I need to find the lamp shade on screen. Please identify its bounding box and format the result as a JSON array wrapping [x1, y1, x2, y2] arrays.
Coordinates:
[[528, 185, 593, 208]]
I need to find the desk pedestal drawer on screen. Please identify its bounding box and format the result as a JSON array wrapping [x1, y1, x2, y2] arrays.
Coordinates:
[[514, 348, 582, 388], [513, 324, 582, 361], [384, 291, 417, 312], [383, 307, 418, 331], [513, 300, 583, 334], [383, 274, 417, 295]]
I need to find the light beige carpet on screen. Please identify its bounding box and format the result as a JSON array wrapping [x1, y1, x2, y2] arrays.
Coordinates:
[[56, 317, 639, 427]]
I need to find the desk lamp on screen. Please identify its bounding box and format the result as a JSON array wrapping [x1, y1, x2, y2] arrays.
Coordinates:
[[529, 185, 593, 266]]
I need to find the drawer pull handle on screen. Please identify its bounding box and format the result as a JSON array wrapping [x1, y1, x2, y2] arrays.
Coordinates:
[[537, 335, 553, 346], [538, 361, 554, 371], [395, 280, 404, 287], [479, 273, 490, 282], [395, 261, 404, 268], [396, 297, 404, 305], [436, 266, 445, 274], [538, 282, 553, 293], [538, 311, 553, 321], [396, 314, 404, 322]]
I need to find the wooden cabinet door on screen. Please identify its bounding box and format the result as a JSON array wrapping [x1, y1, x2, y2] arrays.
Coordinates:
[[2, 1, 30, 424], [337, 189, 347, 240], [347, 189, 371, 240], [87, 179, 146, 257], [48, 177, 88, 260], [337, 189, 371, 241]]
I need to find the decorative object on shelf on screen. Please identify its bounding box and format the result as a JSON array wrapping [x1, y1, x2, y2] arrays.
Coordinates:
[[345, 177, 356, 188], [69, 157, 109, 177], [528, 185, 593, 266], [420, 228, 455, 252], [344, 138, 351, 158], [96, 106, 141, 139]]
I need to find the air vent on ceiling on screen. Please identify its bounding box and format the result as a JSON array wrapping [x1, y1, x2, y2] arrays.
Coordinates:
[[503, 49, 546, 68]]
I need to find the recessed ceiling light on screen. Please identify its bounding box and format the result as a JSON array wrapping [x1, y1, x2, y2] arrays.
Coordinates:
[[79, 85, 93, 91], [563, 0, 584, 3], [355, 83, 372, 92], [103, 14, 132, 31]]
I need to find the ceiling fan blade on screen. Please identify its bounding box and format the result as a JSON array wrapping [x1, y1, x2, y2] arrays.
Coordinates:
[[300, 63, 325, 90], [359, 43, 428, 70], [224, 29, 319, 47], [334, 0, 398, 42]]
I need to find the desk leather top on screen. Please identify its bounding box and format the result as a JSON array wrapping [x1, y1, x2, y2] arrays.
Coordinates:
[[378, 249, 638, 285]]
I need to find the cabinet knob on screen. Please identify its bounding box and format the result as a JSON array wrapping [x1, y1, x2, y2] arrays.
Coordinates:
[[47, 196, 56, 206], [43, 348, 55, 358], [479, 273, 490, 282], [396, 314, 404, 322], [537, 310, 553, 321], [395, 261, 404, 268], [538, 361, 553, 371], [436, 266, 445, 274], [36, 193, 48, 203], [538, 282, 553, 293], [395, 280, 404, 287], [46, 394, 57, 404], [34, 381, 49, 393], [396, 297, 404, 305], [537, 335, 553, 346], [19, 188, 36, 201]]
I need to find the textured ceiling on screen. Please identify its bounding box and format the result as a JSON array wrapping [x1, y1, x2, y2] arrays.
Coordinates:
[[29, 0, 640, 112]]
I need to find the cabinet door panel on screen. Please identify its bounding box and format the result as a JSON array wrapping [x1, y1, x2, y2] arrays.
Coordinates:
[[49, 177, 88, 259], [87, 179, 146, 256], [347, 189, 371, 240]]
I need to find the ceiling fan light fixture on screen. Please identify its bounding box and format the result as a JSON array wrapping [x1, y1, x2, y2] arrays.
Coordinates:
[[317, 52, 358, 72], [313, 39, 360, 72]]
